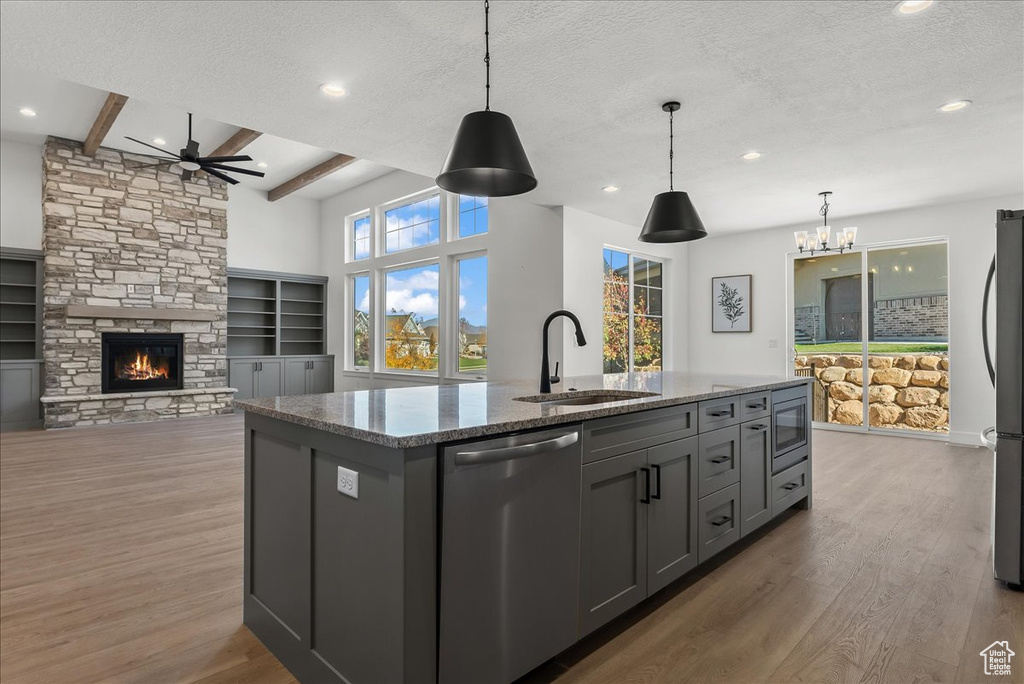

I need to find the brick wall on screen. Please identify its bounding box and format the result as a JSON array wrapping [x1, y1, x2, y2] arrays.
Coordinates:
[[872, 295, 948, 340]]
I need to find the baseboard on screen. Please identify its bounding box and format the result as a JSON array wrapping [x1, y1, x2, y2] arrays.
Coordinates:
[[949, 430, 985, 447]]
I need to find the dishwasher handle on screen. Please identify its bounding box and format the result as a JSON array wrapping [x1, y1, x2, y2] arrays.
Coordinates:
[[453, 431, 579, 466]]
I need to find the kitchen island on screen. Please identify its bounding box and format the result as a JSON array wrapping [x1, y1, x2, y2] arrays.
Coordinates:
[[236, 372, 813, 684]]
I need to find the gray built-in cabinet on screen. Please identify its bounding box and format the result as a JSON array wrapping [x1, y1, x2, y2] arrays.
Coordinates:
[[227, 268, 334, 400], [0, 249, 43, 431]]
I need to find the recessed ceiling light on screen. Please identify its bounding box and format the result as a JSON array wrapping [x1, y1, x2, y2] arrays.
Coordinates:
[[18, 107, 37, 117], [893, 0, 933, 15], [602, 185, 620, 193], [319, 83, 347, 97], [741, 151, 762, 161], [830, 267, 839, 272], [257, 162, 269, 169], [152, 137, 167, 145], [937, 99, 971, 113]]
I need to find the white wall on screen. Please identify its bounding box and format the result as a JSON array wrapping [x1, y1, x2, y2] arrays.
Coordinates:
[[0, 138, 43, 249], [686, 193, 1023, 445], [319, 169, 564, 390], [226, 185, 322, 274], [561, 207, 689, 377]]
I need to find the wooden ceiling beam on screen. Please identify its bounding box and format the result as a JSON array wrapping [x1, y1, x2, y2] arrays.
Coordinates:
[[208, 127, 262, 157], [82, 92, 129, 156], [267, 153, 357, 202]]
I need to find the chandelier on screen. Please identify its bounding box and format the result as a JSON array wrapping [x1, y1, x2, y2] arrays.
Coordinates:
[[793, 191, 858, 255]]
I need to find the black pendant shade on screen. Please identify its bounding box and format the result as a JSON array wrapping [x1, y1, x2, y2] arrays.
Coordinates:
[[436, 110, 537, 197], [639, 191, 707, 243]]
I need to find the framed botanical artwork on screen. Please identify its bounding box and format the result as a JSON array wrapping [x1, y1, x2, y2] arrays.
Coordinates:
[[712, 274, 752, 333]]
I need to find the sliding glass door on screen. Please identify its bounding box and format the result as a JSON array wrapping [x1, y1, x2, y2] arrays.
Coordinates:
[[791, 240, 949, 437]]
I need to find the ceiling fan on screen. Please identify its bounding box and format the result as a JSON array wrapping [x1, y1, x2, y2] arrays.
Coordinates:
[[124, 113, 264, 185]]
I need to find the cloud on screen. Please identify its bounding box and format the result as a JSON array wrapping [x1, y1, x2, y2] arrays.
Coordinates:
[[459, 295, 467, 309], [386, 289, 439, 317], [388, 268, 439, 291], [358, 291, 370, 311]]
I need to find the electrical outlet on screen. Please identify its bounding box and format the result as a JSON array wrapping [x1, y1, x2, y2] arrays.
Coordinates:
[[337, 466, 359, 499], [767, 338, 779, 348]]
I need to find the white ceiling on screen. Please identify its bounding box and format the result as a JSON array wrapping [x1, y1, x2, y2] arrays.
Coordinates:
[[0, 1, 1021, 231], [0, 65, 395, 200]]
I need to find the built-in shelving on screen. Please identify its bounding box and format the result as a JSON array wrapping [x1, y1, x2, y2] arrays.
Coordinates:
[[0, 253, 42, 361], [226, 269, 328, 357]]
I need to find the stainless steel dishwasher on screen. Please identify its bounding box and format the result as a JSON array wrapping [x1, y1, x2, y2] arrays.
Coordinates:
[[439, 425, 583, 684]]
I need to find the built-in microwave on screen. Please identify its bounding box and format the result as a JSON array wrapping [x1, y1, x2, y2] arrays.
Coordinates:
[[772, 392, 809, 473]]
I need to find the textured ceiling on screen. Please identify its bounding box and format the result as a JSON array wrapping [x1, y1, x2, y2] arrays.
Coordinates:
[[1, 0, 1021, 230]]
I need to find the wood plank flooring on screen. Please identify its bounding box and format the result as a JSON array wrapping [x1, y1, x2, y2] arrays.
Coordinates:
[[1, 417, 1020, 684]]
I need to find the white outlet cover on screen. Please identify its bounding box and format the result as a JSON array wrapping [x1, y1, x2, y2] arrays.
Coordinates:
[[767, 338, 779, 348], [337, 465, 359, 499]]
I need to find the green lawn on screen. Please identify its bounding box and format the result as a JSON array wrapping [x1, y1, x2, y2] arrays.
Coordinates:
[[795, 342, 948, 354], [458, 356, 488, 371]]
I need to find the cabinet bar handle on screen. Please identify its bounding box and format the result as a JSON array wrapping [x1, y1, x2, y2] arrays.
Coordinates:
[[640, 467, 651, 504], [710, 515, 732, 527], [747, 401, 766, 409], [749, 424, 768, 431], [651, 464, 662, 500], [710, 455, 731, 464], [709, 410, 732, 417]]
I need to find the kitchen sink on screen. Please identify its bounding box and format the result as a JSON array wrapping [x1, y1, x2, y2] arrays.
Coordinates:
[[514, 390, 659, 406]]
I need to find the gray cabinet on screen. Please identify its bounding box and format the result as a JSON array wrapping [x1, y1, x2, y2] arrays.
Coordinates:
[[0, 360, 42, 431], [739, 419, 772, 537], [772, 460, 809, 518], [285, 356, 335, 396], [647, 436, 699, 594], [698, 482, 740, 563], [579, 449, 648, 637], [227, 268, 328, 358], [698, 395, 742, 432], [697, 425, 741, 497]]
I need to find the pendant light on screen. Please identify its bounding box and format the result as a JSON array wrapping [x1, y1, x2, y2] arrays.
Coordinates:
[[793, 191, 859, 255], [436, 0, 537, 197], [638, 101, 707, 243]]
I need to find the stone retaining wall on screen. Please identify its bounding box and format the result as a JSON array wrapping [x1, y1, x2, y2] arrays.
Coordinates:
[[794, 353, 949, 431]]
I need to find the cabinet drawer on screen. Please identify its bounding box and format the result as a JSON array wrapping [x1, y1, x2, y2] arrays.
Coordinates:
[[698, 483, 740, 563], [697, 425, 740, 498], [739, 391, 771, 422], [583, 403, 697, 464], [772, 460, 809, 517], [773, 444, 808, 476], [698, 396, 742, 432], [772, 384, 809, 405]]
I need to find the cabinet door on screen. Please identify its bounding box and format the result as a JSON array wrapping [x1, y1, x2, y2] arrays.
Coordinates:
[[647, 436, 698, 594], [284, 357, 310, 396], [739, 420, 772, 537], [0, 361, 41, 428], [579, 449, 648, 637], [229, 359, 257, 400], [309, 356, 334, 394], [697, 425, 741, 497], [255, 358, 285, 398]]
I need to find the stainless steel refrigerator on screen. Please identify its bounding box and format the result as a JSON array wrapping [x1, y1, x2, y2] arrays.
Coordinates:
[[983, 209, 1023, 589]]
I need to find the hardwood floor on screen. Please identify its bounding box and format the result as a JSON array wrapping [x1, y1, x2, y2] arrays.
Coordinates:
[[1, 418, 1020, 683]]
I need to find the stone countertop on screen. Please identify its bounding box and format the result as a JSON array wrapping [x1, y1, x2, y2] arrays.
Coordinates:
[[235, 372, 811, 449]]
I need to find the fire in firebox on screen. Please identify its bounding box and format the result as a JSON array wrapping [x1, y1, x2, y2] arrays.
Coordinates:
[[118, 352, 170, 381]]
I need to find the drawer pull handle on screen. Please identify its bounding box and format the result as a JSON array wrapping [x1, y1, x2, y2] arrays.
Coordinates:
[[710, 515, 732, 527], [747, 401, 766, 409], [749, 424, 768, 431], [708, 410, 732, 417], [782, 482, 800, 491], [640, 467, 651, 505], [710, 455, 731, 464]]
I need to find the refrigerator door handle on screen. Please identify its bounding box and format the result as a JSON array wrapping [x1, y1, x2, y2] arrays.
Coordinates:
[[983, 256, 996, 388]]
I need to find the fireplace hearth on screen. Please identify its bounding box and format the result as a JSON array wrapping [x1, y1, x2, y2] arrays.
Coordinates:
[[101, 333, 184, 394]]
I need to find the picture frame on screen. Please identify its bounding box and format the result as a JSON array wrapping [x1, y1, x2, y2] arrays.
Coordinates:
[[712, 274, 752, 333]]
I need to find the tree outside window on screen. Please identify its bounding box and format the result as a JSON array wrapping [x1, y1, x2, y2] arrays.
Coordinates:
[[603, 249, 664, 374]]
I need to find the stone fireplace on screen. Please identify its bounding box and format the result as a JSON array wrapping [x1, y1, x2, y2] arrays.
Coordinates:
[[39, 136, 235, 428]]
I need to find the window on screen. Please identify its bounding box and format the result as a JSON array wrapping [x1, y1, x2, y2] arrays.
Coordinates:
[[384, 263, 440, 372], [352, 275, 370, 368], [603, 249, 664, 374], [385, 193, 440, 254], [458, 195, 488, 238], [352, 215, 370, 261], [456, 255, 487, 374]]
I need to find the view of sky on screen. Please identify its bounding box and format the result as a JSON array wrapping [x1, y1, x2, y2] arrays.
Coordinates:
[[458, 256, 487, 327]]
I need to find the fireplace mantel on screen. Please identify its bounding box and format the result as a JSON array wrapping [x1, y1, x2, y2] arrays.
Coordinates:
[[65, 305, 219, 322]]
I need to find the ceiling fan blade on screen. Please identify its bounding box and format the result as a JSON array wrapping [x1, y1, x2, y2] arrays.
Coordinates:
[[181, 169, 193, 182], [198, 155, 253, 163], [204, 167, 239, 185], [125, 137, 181, 159], [202, 163, 265, 178]]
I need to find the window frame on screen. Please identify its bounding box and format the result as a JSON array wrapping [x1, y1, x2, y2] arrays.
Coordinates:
[[379, 188, 444, 257], [448, 250, 489, 380], [451, 194, 490, 241], [380, 258, 442, 377], [347, 271, 371, 372], [345, 211, 372, 263], [602, 246, 670, 375]]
